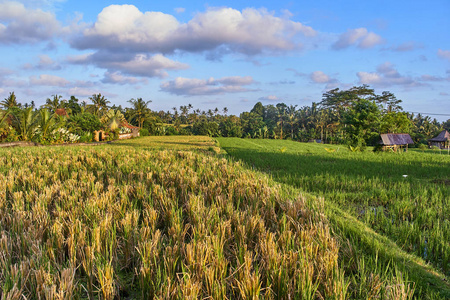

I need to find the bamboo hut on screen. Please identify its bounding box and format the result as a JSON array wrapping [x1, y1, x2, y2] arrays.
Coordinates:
[[379, 133, 414, 152], [428, 130, 450, 149]]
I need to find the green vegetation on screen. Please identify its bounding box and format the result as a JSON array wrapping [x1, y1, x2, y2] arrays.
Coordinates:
[[218, 137, 450, 299], [1, 86, 448, 148]]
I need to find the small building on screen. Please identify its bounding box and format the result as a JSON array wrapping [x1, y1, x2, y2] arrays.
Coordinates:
[[428, 130, 450, 149], [379, 133, 414, 152], [94, 130, 108, 142], [118, 121, 140, 140]]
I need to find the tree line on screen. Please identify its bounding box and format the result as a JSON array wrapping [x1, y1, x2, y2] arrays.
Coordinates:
[[0, 85, 448, 148]]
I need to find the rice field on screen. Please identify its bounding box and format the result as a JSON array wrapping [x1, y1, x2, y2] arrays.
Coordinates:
[[0, 136, 446, 299], [218, 137, 450, 298], [0, 137, 344, 299]]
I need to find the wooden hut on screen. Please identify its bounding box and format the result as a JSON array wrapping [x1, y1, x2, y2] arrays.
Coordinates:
[[428, 130, 450, 149], [379, 133, 414, 152]]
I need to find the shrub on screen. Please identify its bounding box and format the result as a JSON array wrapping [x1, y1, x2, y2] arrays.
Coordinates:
[[139, 128, 149, 136]]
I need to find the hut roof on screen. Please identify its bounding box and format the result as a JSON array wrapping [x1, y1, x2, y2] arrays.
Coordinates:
[[120, 120, 139, 129], [55, 108, 69, 117], [428, 130, 450, 142], [380, 133, 414, 145]]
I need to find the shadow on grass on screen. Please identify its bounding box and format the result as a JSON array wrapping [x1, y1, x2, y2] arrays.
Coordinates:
[[219, 138, 450, 298]]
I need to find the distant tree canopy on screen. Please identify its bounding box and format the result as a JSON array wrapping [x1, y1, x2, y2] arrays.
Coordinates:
[[0, 86, 445, 147]]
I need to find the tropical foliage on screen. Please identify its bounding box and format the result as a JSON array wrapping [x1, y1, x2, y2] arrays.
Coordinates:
[[0, 86, 447, 147]]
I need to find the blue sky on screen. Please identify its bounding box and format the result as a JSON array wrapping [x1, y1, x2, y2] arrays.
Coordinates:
[[0, 0, 449, 120]]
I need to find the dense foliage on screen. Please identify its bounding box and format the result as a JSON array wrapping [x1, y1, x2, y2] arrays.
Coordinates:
[[1, 86, 447, 147]]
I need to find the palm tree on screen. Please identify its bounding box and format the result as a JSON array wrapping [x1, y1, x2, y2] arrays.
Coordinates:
[[128, 98, 152, 128], [89, 93, 110, 117], [12, 107, 38, 141], [101, 109, 125, 131], [44, 94, 63, 113], [37, 109, 61, 141], [286, 105, 298, 139], [276, 103, 287, 139], [1, 92, 19, 109], [0, 110, 9, 128]]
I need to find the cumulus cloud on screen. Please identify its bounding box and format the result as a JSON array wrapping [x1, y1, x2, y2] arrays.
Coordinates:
[[23, 54, 61, 70], [332, 28, 383, 50], [102, 71, 148, 85], [0, 1, 60, 44], [29, 74, 70, 87], [160, 76, 255, 96], [71, 5, 316, 55], [310, 71, 337, 84], [68, 52, 189, 78], [437, 49, 450, 61], [357, 62, 417, 87]]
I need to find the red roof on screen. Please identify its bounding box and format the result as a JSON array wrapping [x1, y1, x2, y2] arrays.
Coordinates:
[[121, 120, 139, 129], [55, 108, 68, 117]]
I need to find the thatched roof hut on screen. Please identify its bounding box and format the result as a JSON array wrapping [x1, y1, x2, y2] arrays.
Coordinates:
[[428, 130, 450, 149], [379, 133, 414, 151]]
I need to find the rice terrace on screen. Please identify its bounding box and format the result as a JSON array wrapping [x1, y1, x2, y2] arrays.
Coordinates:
[[0, 135, 448, 299]]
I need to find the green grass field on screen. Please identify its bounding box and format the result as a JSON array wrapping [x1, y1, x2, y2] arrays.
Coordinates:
[[218, 137, 450, 299], [1, 136, 449, 299]]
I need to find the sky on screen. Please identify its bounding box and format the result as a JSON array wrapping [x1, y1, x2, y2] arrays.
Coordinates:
[[0, 0, 449, 121]]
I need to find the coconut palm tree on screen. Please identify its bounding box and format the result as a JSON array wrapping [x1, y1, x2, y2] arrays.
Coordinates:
[[11, 107, 39, 141], [286, 104, 298, 139], [89, 93, 110, 117], [128, 98, 152, 128], [1, 92, 19, 109], [44, 94, 63, 113]]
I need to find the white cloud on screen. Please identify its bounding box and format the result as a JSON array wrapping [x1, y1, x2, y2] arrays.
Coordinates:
[[102, 71, 148, 85], [310, 71, 334, 83], [29, 74, 70, 87], [357, 62, 417, 87], [160, 76, 255, 96], [0, 1, 60, 44], [23, 54, 61, 70], [68, 52, 189, 78], [71, 5, 316, 55], [67, 87, 104, 97], [437, 49, 450, 61], [332, 28, 383, 50]]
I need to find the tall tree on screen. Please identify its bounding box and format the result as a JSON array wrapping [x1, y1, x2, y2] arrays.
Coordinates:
[[375, 91, 403, 113], [89, 93, 110, 117], [1, 92, 20, 109], [343, 98, 381, 150], [44, 94, 64, 113], [286, 104, 298, 139], [128, 98, 152, 128], [276, 103, 287, 139]]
